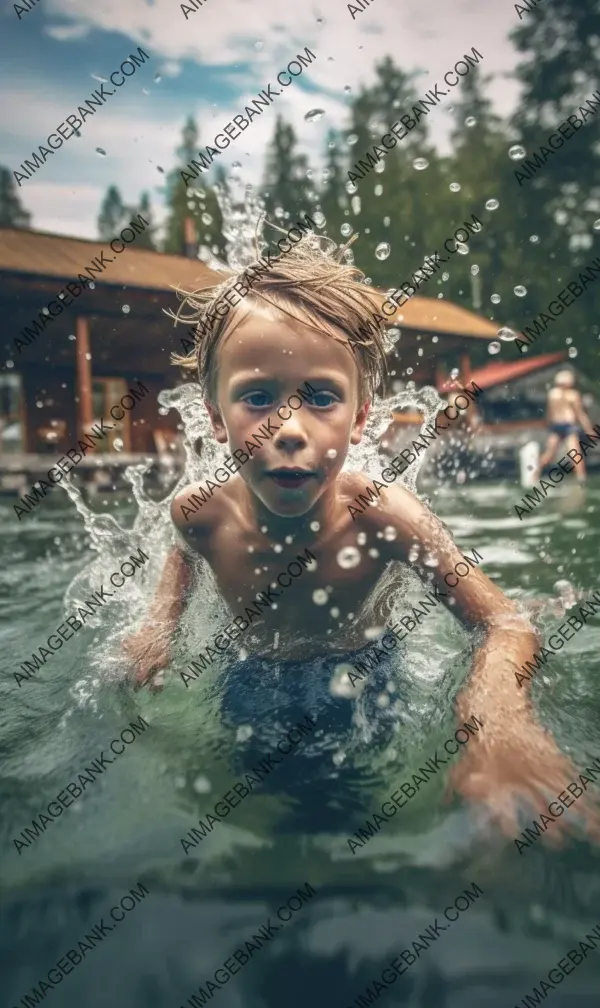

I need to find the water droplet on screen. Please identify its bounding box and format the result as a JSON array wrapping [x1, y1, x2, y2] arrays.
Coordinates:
[[351, 195, 361, 214], [488, 341, 501, 355], [568, 346, 578, 358], [305, 108, 325, 123], [254, 40, 263, 49], [450, 367, 460, 379], [344, 84, 352, 94], [383, 525, 396, 541], [5, 359, 14, 369], [383, 216, 390, 227], [337, 546, 361, 569], [465, 116, 477, 127], [508, 144, 526, 161], [514, 285, 527, 297], [529, 234, 539, 243], [412, 157, 429, 171], [498, 326, 518, 341], [423, 550, 439, 567], [330, 664, 357, 698], [593, 220, 600, 231], [313, 589, 329, 606], [68, 333, 75, 340], [310, 520, 321, 531], [356, 532, 367, 546], [441, 271, 449, 281], [154, 72, 161, 83], [368, 548, 379, 558], [96, 147, 107, 157], [375, 242, 391, 261], [456, 243, 469, 255], [491, 293, 501, 304], [325, 448, 337, 459], [91, 74, 108, 83], [273, 543, 283, 553], [192, 775, 211, 794], [470, 264, 480, 276], [236, 725, 253, 743], [340, 223, 353, 236], [408, 543, 420, 562], [312, 210, 325, 227], [201, 212, 213, 225], [347, 133, 359, 146], [122, 304, 130, 314], [485, 198, 499, 210], [89, 282, 95, 290], [449, 182, 461, 192], [364, 625, 384, 641], [345, 180, 357, 195]]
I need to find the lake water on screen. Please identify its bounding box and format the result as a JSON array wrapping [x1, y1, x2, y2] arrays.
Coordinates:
[[2, 477, 600, 1008]]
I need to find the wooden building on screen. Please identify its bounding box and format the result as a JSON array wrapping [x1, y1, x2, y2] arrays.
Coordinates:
[[0, 226, 501, 490]]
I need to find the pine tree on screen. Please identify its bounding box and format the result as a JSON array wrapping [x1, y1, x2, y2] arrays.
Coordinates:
[[162, 116, 224, 258], [97, 185, 130, 240], [345, 57, 444, 290], [131, 192, 157, 250], [445, 71, 521, 322], [319, 131, 348, 240], [508, 0, 600, 379], [261, 115, 312, 227], [0, 166, 31, 228]]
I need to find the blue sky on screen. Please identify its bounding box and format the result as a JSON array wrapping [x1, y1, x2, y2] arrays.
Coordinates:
[[0, 0, 522, 241]]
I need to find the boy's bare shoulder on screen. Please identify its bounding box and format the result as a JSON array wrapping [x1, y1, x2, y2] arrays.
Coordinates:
[[170, 477, 240, 536], [341, 470, 428, 531]]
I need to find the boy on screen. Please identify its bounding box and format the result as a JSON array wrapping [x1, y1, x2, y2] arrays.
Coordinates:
[[536, 369, 593, 483], [125, 232, 599, 842]]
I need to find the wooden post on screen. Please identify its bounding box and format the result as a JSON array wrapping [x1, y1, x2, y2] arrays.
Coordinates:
[[184, 216, 197, 258], [460, 353, 472, 385], [75, 316, 93, 441], [435, 362, 447, 390]]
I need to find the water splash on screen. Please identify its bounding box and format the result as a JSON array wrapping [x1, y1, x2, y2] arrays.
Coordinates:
[[57, 185, 456, 696]]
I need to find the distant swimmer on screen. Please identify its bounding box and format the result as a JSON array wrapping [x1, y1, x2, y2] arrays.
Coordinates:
[[536, 369, 593, 484]]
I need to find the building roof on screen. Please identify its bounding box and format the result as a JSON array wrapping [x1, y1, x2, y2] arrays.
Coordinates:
[[0, 226, 500, 342], [378, 292, 500, 342], [0, 226, 216, 294], [438, 350, 568, 392]]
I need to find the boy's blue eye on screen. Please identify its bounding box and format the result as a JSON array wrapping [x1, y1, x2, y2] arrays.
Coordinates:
[[242, 391, 272, 407], [310, 391, 338, 407]]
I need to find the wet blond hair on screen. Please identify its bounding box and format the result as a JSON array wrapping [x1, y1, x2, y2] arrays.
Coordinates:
[[169, 223, 389, 404]]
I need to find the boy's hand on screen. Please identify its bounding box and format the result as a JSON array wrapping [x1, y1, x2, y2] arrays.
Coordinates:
[[447, 708, 600, 846], [123, 628, 171, 691]]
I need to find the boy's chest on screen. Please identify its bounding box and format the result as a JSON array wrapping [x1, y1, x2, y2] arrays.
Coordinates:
[[203, 533, 391, 631]]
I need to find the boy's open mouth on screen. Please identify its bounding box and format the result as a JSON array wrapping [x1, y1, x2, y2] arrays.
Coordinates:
[[266, 468, 316, 489]]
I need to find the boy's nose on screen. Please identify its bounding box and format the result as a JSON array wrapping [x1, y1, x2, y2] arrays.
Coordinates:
[[272, 414, 308, 451]]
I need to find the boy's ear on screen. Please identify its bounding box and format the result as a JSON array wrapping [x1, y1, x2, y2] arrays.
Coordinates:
[[350, 400, 371, 445], [204, 400, 229, 444]]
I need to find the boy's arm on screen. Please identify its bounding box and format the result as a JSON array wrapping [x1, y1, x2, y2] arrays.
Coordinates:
[[573, 390, 593, 433], [376, 484, 600, 841], [124, 543, 193, 688]]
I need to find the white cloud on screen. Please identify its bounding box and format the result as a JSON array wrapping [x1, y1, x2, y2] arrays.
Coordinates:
[[18, 182, 106, 239], [44, 22, 91, 41]]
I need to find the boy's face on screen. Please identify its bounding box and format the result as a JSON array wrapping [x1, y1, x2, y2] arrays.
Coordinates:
[[206, 304, 370, 517]]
